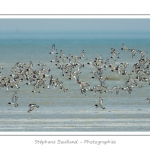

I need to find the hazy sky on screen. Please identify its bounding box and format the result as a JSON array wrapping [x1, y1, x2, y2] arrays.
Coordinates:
[[0, 19, 150, 33], [0, 19, 150, 39]]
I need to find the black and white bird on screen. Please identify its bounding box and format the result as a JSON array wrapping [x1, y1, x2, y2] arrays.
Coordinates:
[[130, 49, 138, 58], [81, 49, 88, 60], [121, 44, 130, 51], [28, 104, 39, 113], [110, 48, 120, 59], [95, 97, 105, 109], [109, 86, 122, 95], [8, 92, 19, 107], [49, 44, 58, 54], [146, 97, 150, 104]]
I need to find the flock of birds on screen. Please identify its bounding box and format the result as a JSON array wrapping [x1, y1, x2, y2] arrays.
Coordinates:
[[1, 43, 150, 112]]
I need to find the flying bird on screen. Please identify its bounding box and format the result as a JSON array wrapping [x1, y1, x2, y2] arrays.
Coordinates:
[[27, 104, 39, 113], [95, 97, 105, 109]]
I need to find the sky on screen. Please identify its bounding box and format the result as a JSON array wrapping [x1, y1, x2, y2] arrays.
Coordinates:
[[0, 19, 150, 38]]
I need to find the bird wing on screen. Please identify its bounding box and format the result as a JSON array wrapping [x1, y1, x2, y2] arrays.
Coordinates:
[[28, 106, 35, 112], [99, 99, 104, 108]]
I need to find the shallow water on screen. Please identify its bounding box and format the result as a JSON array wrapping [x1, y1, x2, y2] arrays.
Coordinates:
[[0, 36, 150, 132]]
